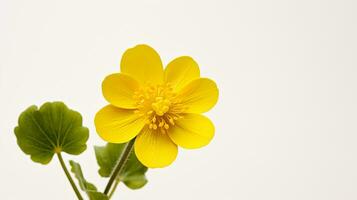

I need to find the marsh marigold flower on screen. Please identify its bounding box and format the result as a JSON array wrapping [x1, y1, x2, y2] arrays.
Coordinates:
[[95, 44, 219, 168]]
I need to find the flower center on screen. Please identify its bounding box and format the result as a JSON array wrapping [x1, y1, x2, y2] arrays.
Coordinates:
[[152, 96, 170, 116], [133, 83, 185, 133]]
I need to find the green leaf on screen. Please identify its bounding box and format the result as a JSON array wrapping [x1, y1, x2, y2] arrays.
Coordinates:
[[95, 143, 148, 189], [14, 102, 89, 164], [69, 160, 109, 200]]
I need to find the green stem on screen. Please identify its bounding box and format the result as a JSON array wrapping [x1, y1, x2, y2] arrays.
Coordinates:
[[108, 180, 120, 199], [104, 139, 135, 195], [57, 152, 83, 200]]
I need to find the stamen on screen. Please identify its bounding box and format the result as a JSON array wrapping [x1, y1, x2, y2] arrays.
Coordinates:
[[166, 115, 175, 125], [164, 124, 170, 129], [132, 83, 183, 133]]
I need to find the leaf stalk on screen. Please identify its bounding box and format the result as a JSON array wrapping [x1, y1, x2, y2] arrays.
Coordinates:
[[57, 152, 84, 200]]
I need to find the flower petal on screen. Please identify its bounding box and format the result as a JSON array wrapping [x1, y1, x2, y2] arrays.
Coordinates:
[[121, 44, 164, 85], [134, 128, 178, 168], [168, 113, 215, 149], [177, 78, 219, 113], [164, 56, 200, 92], [94, 105, 145, 143], [102, 73, 140, 109]]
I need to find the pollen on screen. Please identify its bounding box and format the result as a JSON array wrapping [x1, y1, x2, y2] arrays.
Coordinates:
[[133, 83, 185, 133]]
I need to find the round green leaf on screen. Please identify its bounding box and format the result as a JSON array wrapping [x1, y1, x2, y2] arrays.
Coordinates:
[[94, 143, 148, 189], [14, 102, 89, 164]]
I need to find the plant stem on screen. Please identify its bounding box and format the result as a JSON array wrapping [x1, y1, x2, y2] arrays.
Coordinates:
[[57, 152, 83, 200], [104, 139, 135, 195], [108, 179, 120, 199]]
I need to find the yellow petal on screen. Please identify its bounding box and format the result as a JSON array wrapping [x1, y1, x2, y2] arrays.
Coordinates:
[[164, 56, 200, 92], [177, 78, 219, 113], [102, 73, 140, 109], [121, 44, 164, 85], [94, 105, 145, 143], [134, 128, 178, 168], [168, 113, 215, 149]]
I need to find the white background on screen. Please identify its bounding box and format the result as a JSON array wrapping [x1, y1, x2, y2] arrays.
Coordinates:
[[1, 0, 357, 199]]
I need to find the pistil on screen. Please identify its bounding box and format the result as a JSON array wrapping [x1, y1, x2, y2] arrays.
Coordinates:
[[133, 83, 185, 133]]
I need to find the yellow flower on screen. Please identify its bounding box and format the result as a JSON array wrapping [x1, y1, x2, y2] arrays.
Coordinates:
[[95, 44, 219, 168]]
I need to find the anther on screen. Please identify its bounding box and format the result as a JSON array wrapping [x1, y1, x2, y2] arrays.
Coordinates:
[[164, 124, 170, 129]]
